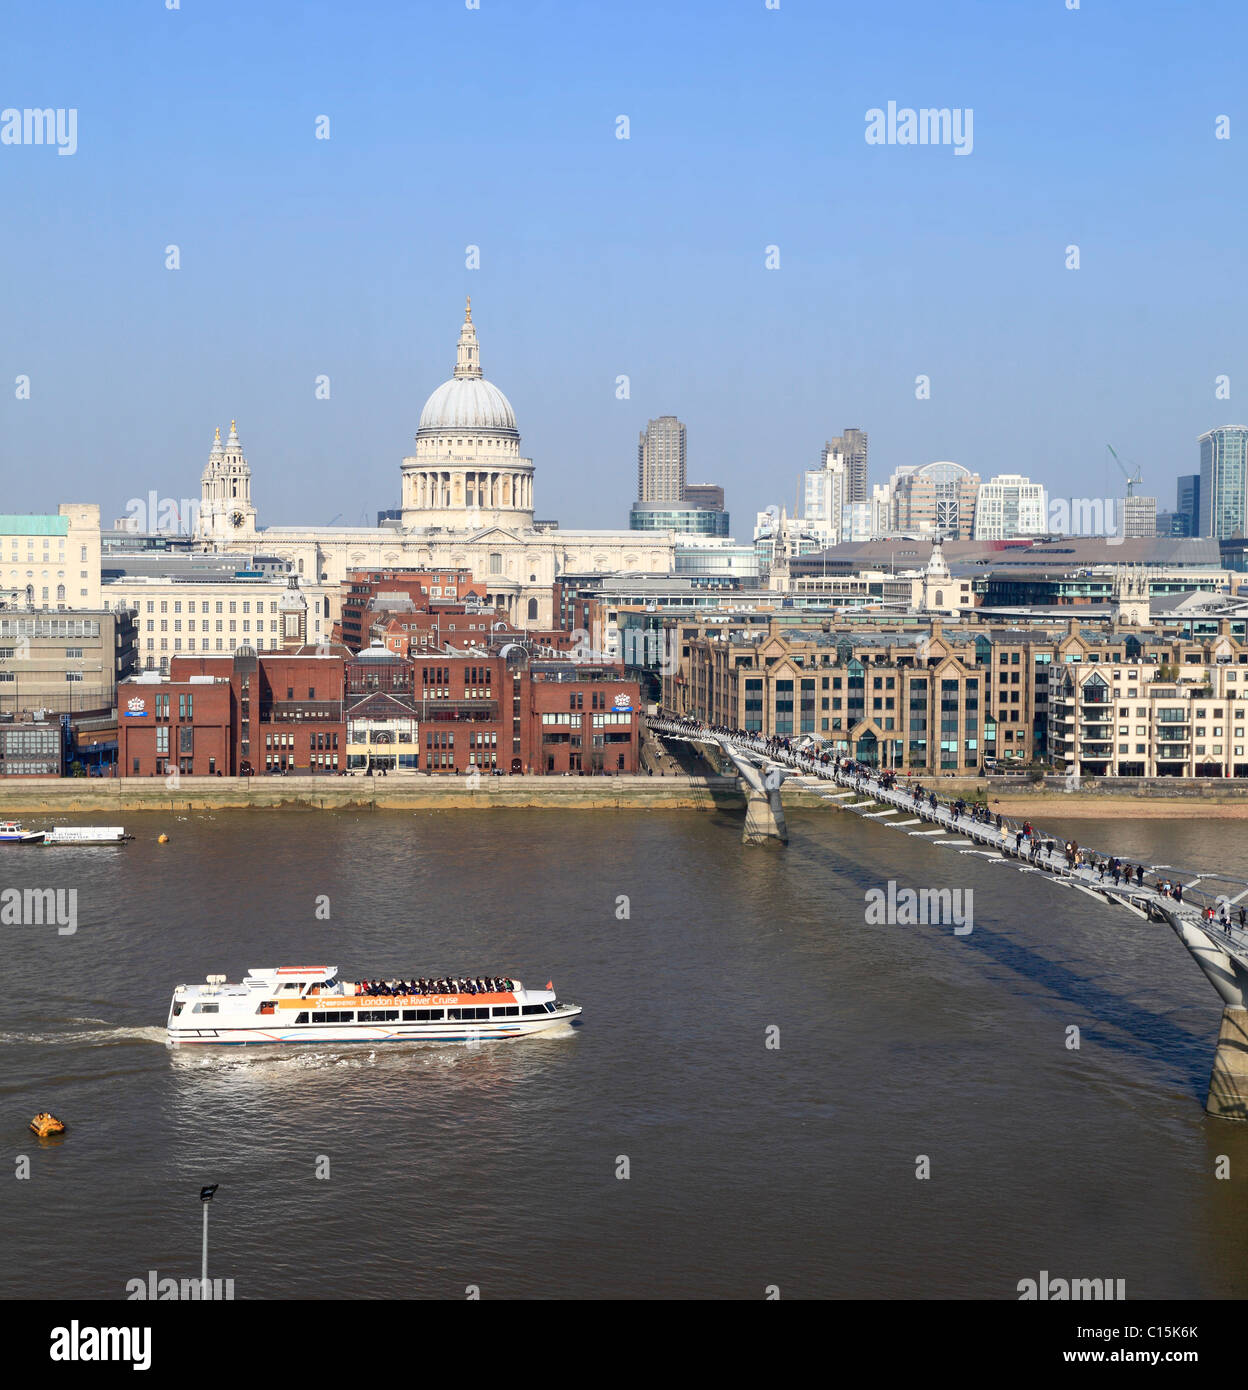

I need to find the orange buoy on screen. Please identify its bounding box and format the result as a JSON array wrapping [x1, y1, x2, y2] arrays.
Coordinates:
[[29, 1112, 65, 1137]]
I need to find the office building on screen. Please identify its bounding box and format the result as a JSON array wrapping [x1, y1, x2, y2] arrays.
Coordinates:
[[1199, 426, 1248, 538]]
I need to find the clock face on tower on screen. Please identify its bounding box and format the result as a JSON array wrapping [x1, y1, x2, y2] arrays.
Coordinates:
[[230, 511, 245, 528]]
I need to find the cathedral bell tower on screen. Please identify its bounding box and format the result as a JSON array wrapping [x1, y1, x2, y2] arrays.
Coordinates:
[[198, 420, 257, 542]]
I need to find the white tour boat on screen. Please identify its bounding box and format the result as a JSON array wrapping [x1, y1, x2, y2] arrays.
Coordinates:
[[41, 826, 132, 846], [166, 966, 582, 1045], [0, 821, 45, 844]]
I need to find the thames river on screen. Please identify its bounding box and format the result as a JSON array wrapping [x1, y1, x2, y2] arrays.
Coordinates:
[[3, 805, 1247, 1299]]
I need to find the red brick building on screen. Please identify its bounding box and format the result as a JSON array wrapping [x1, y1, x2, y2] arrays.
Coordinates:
[[118, 642, 640, 776], [334, 569, 485, 650], [119, 647, 349, 776], [117, 673, 233, 776], [371, 608, 578, 659]]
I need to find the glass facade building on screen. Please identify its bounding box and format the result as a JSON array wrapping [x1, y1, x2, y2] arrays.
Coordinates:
[[1199, 427, 1248, 538], [629, 505, 730, 537]]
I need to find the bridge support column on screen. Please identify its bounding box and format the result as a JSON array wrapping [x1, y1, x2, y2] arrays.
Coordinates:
[[1207, 1007, 1248, 1120], [742, 783, 788, 845]]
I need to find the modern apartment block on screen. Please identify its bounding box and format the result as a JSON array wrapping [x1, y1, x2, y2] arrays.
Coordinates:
[[1049, 639, 1248, 778], [825, 430, 869, 504], [637, 416, 687, 504], [972, 475, 1049, 540]]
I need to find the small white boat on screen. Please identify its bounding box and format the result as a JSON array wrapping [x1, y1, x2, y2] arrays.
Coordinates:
[[41, 826, 132, 846], [167, 966, 582, 1045], [0, 821, 45, 845]]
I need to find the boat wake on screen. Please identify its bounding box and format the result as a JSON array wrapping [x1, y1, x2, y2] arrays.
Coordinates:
[[0, 1023, 167, 1047]]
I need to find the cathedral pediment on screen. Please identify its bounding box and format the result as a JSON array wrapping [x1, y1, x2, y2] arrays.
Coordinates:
[[459, 525, 527, 544]]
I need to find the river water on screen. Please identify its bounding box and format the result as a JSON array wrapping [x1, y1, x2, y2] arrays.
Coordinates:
[[2, 805, 1246, 1300]]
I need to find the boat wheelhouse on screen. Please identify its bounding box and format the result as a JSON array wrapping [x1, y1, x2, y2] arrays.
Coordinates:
[[166, 966, 582, 1045], [0, 822, 44, 844]]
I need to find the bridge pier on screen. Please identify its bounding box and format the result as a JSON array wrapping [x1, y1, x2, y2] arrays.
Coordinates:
[[1208, 1008, 1248, 1120], [742, 782, 788, 845]]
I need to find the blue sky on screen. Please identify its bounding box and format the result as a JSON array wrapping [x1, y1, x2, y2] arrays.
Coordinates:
[[1, 0, 1244, 530]]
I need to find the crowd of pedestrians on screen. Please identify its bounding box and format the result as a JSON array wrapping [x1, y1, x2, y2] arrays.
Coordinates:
[[656, 714, 1246, 933]]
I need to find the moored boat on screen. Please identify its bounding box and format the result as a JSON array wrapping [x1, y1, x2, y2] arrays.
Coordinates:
[[41, 826, 132, 846], [166, 966, 582, 1045], [0, 821, 44, 844]]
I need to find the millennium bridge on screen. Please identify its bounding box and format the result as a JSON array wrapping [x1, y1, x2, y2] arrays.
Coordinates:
[[648, 714, 1248, 1121]]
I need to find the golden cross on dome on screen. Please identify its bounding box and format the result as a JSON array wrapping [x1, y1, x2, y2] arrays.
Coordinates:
[[214, 426, 221, 442], [231, 419, 236, 431], [465, 295, 472, 322]]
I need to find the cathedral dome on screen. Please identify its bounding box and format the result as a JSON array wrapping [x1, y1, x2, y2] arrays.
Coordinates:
[[417, 376, 517, 435], [415, 297, 519, 438]]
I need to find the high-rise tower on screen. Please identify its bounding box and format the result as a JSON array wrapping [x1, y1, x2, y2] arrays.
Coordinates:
[[1199, 426, 1248, 538], [637, 416, 687, 504]]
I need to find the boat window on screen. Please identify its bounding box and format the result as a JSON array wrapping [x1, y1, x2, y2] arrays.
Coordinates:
[[421, 1009, 444, 1021], [171, 1002, 184, 1017], [521, 1004, 546, 1016], [402, 1009, 417, 1021], [295, 1012, 309, 1024], [358, 1009, 399, 1022], [312, 1010, 353, 1023], [446, 1007, 462, 1020], [193, 1003, 219, 1014], [504, 1005, 519, 1016], [545, 1002, 558, 1013]]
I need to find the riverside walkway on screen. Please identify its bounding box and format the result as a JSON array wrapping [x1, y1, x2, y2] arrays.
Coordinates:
[[648, 714, 1248, 1119]]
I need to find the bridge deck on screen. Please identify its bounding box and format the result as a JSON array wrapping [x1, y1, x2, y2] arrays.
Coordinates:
[[648, 717, 1248, 971]]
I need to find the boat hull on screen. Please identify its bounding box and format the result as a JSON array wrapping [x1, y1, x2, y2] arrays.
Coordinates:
[[167, 1006, 582, 1046]]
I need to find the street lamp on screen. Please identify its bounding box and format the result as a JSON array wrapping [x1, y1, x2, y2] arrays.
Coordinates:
[[199, 1184, 218, 1298]]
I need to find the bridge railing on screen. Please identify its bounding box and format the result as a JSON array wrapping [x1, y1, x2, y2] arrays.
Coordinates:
[[646, 715, 1248, 954]]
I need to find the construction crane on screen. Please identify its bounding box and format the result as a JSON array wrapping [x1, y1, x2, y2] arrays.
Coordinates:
[[1107, 444, 1143, 498]]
